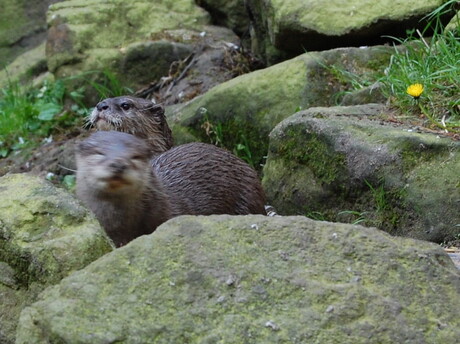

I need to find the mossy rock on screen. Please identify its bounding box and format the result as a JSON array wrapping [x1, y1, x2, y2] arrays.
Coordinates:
[[167, 45, 394, 168], [45, 0, 210, 89], [246, 0, 450, 64], [0, 173, 113, 344], [16, 215, 460, 343], [262, 104, 460, 242]]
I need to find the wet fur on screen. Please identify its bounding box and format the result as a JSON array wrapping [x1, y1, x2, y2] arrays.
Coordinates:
[[76, 131, 266, 247]]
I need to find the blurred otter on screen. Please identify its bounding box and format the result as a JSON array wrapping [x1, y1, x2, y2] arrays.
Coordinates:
[[76, 131, 266, 247], [89, 96, 173, 155]]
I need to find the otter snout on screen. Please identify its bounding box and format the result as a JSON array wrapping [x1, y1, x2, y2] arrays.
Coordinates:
[[108, 159, 129, 175]]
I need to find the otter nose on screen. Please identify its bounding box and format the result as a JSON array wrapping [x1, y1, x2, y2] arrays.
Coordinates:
[[96, 101, 110, 112], [109, 160, 128, 174]]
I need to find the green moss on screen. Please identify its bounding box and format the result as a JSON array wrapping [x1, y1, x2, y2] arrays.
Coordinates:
[[276, 126, 346, 184], [396, 136, 450, 172]]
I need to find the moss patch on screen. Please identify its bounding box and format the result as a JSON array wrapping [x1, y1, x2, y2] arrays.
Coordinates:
[[271, 125, 346, 185]]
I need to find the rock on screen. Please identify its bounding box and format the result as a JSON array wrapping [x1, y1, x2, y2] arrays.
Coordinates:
[[246, 0, 452, 64], [168, 45, 393, 165], [0, 173, 113, 344], [0, 0, 59, 67], [340, 82, 387, 106], [46, 0, 210, 88], [16, 215, 460, 343], [137, 25, 254, 107], [445, 10, 460, 31], [262, 104, 460, 242], [0, 43, 48, 88], [196, 0, 250, 36]]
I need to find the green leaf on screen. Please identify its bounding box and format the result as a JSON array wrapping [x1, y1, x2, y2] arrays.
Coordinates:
[[37, 103, 62, 121], [62, 174, 76, 191], [0, 148, 8, 157]]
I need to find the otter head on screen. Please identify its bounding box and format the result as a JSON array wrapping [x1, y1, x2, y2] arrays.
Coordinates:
[[76, 131, 152, 197], [89, 96, 173, 154]]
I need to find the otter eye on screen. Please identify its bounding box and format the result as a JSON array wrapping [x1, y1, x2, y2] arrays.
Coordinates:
[[120, 102, 131, 111]]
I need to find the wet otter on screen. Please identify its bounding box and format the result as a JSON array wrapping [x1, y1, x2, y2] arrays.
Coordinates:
[[76, 131, 266, 247], [89, 96, 173, 155]]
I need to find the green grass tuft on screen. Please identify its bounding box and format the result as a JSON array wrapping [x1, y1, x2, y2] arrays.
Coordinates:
[[378, 0, 460, 133]]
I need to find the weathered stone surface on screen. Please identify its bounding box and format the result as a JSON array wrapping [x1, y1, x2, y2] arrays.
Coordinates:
[[262, 104, 460, 242], [0, 173, 113, 344], [246, 0, 448, 63], [446, 10, 460, 31], [0, 0, 61, 67], [46, 0, 210, 88], [0, 43, 48, 88], [16, 215, 460, 343], [196, 0, 249, 36], [167, 45, 393, 165]]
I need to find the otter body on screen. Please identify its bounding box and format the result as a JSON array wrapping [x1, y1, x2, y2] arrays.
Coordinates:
[[76, 131, 266, 246], [90, 96, 173, 155]]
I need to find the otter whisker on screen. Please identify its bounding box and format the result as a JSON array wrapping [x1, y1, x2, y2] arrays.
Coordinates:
[[58, 164, 77, 173]]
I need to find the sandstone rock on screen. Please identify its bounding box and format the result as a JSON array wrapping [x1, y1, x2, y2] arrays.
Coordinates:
[[16, 215, 460, 343], [0, 173, 113, 344], [246, 0, 450, 64], [168, 45, 393, 165], [262, 104, 460, 242]]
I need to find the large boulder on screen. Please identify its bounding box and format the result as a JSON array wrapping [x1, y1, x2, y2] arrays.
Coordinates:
[[262, 104, 460, 243], [16, 215, 460, 343], [246, 0, 451, 63], [0, 173, 113, 344], [167, 45, 393, 164], [46, 0, 210, 89]]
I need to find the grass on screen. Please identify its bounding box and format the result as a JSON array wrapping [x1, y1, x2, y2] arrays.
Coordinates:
[[0, 70, 132, 157], [381, 26, 460, 133], [201, 115, 257, 168], [0, 79, 69, 157], [378, 0, 460, 133], [321, 0, 460, 134]]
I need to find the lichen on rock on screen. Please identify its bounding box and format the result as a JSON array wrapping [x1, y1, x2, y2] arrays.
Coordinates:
[[15, 215, 460, 343], [0, 173, 113, 344]]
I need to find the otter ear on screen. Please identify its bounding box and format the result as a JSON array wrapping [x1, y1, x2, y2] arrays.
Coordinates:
[[149, 103, 165, 118]]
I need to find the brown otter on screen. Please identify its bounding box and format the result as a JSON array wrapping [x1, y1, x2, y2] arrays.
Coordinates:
[[76, 131, 266, 247], [89, 96, 173, 155]]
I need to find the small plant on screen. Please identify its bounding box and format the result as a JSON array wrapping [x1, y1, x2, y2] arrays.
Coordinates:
[[364, 179, 389, 214], [201, 112, 257, 167], [0, 69, 131, 157], [305, 211, 328, 221], [379, 0, 460, 133], [84, 69, 133, 99], [337, 210, 369, 225], [0, 79, 71, 157]]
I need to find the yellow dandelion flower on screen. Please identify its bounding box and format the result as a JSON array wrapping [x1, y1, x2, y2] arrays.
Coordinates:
[[406, 83, 424, 99]]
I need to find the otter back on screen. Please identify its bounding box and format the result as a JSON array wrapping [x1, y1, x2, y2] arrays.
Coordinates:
[[152, 142, 266, 216], [76, 131, 266, 247]]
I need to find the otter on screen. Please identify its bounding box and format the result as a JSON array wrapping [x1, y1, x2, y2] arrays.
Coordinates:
[[89, 96, 173, 155], [76, 131, 266, 247]]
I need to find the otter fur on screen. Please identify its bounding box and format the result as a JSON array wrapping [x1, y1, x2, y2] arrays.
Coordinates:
[[76, 131, 266, 246], [89, 96, 173, 155]]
